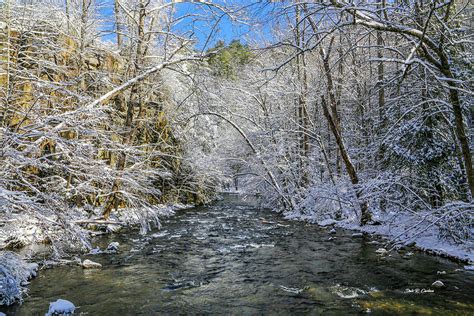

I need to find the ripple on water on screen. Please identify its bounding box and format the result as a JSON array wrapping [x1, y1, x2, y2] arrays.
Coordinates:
[[3, 195, 474, 315]]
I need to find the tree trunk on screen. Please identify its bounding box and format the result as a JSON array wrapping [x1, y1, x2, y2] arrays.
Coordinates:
[[295, 5, 310, 186], [321, 96, 371, 225], [114, 0, 123, 49]]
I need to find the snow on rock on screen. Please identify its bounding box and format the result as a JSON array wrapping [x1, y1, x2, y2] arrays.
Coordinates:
[[431, 280, 445, 288], [106, 242, 119, 253], [46, 299, 75, 315], [88, 248, 102, 255], [0, 251, 38, 306], [375, 248, 388, 255], [81, 259, 102, 269]]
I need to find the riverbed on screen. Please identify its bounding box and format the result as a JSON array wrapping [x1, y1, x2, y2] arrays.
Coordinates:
[[2, 195, 474, 315]]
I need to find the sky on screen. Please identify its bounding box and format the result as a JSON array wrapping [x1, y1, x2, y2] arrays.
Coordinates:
[[99, 0, 279, 51]]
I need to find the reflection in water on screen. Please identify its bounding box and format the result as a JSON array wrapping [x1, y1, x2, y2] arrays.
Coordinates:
[[1, 194, 473, 315]]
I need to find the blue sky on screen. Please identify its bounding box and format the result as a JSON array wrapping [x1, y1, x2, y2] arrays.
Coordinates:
[[99, 0, 278, 51], [172, 1, 252, 51]]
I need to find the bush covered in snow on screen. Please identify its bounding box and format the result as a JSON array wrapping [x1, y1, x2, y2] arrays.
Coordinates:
[[0, 251, 38, 306]]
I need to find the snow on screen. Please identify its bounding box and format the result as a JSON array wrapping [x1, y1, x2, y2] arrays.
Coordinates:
[[0, 251, 38, 306], [106, 242, 120, 253], [0, 202, 195, 255], [81, 259, 102, 269], [46, 299, 75, 316], [318, 219, 338, 227]]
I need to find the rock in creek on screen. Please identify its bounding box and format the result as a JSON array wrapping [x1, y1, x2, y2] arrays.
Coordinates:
[[82, 259, 102, 269], [46, 299, 75, 316], [106, 242, 120, 253], [375, 248, 388, 255], [431, 280, 445, 288]]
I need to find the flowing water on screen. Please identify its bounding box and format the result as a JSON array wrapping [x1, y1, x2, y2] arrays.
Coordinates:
[[2, 195, 474, 315]]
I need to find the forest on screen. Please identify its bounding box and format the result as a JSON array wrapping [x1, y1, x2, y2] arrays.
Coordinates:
[[0, 0, 473, 314]]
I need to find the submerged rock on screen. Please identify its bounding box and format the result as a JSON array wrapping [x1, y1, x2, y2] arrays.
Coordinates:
[[330, 284, 367, 298], [431, 280, 445, 288], [162, 280, 202, 291], [82, 259, 102, 269], [279, 285, 307, 294], [46, 299, 75, 315]]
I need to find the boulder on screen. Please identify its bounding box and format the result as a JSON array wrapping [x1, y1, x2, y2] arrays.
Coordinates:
[[431, 280, 445, 288], [82, 259, 102, 269], [106, 242, 120, 253], [375, 248, 388, 255], [46, 299, 75, 316], [89, 248, 102, 255]]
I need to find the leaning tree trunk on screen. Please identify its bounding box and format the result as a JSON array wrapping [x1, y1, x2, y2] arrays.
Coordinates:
[[305, 11, 372, 224], [321, 96, 371, 225]]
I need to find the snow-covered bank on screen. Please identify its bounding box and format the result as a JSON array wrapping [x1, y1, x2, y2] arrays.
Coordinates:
[[0, 203, 194, 251], [0, 203, 194, 306], [0, 252, 38, 306], [285, 208, 474, 264]]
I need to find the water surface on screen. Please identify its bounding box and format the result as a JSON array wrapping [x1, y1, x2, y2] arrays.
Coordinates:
[[2, 195, 474, 315]]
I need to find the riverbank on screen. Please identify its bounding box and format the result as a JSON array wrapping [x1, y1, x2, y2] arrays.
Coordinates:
[[0, 202, 194, 306], [284, 208, 474, 265], [0, 203, 194, 251]]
